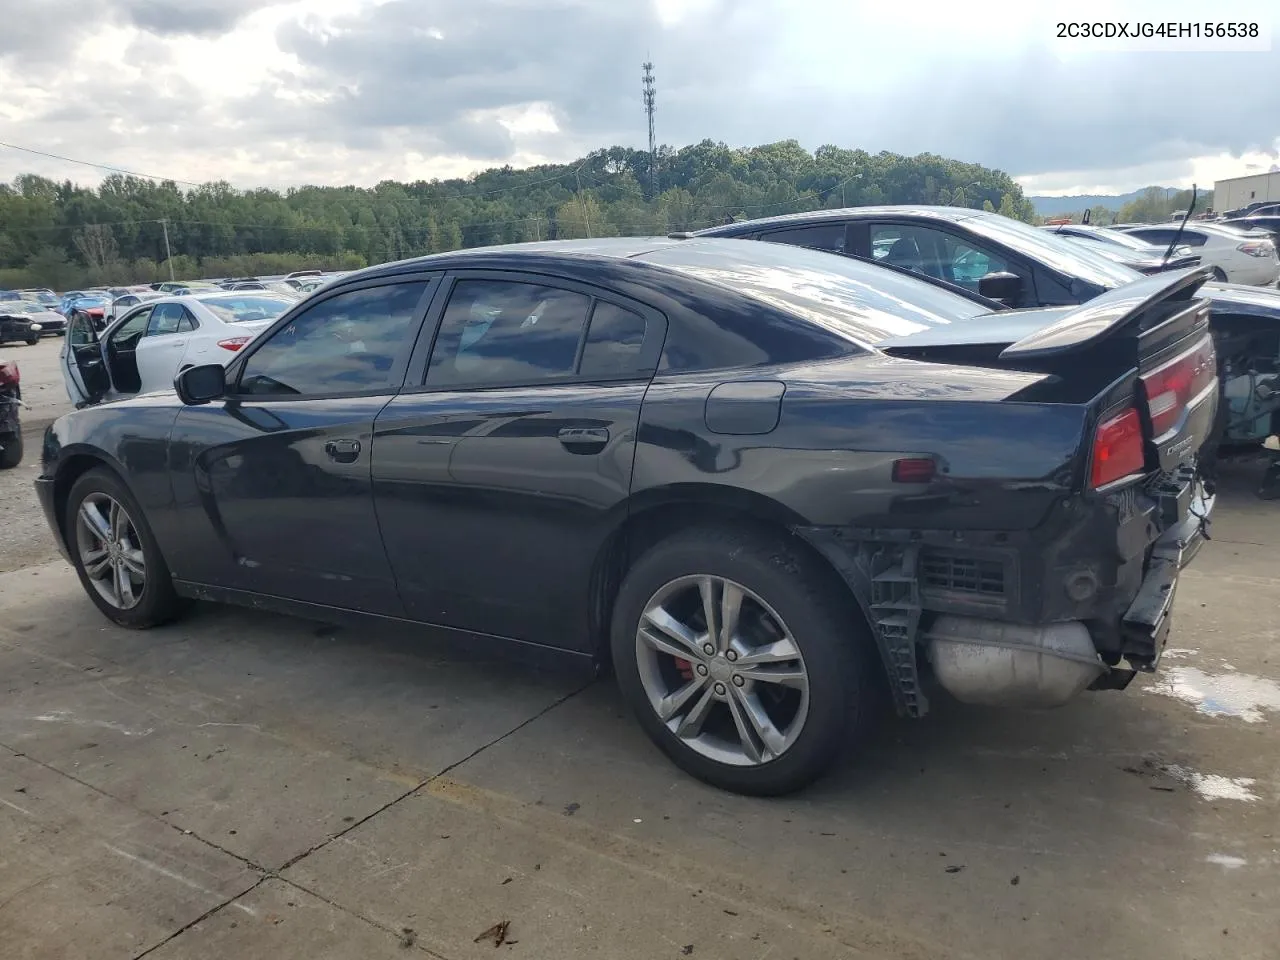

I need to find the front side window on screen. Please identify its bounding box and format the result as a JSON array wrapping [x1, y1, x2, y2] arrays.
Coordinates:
[[237, 281, 428, 396], [425, 280, 592, 387], [933, 233, 1014, 288], [869, 224, 938, 275], [110, 307, 153, 349]]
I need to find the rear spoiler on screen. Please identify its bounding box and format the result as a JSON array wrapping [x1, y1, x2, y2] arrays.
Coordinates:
[[999, 266, 1214, 360]]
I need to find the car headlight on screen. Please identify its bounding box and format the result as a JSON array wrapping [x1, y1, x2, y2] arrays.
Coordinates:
[[30, 323, 42, 331]]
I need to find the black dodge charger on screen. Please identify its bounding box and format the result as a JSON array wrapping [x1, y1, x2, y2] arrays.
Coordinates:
[[37, 238, 1217, 794]]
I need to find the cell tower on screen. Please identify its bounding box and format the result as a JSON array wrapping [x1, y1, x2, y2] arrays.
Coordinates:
[[642, 60, 657, 197]]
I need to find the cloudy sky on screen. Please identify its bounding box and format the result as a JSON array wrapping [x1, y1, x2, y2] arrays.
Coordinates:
[[0, 0, 1276, 197]]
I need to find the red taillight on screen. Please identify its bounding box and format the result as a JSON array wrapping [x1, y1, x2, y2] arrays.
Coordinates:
[[1091, 408, 1145, 489], [1139, 336, 1217, 438], [892, 457, 936, 483], [217, 337, 252, 351], [0, 361, 18, 388]]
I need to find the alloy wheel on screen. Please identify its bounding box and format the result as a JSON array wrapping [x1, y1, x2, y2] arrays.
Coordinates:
[[74, 492, 146, 610], [635, 575, 810, 767]]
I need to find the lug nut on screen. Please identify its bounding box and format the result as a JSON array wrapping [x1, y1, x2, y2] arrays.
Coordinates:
[[732, 675, 744, 687], [725, 650, 738, 662], [703, 643, 716, 656], [695, 663, 708, 676], [713, 682, 726, 695]]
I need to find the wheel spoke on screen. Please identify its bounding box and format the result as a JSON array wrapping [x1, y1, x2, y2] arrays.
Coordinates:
[[675, 685, 717, 739], [79, 501, 111, 543], [120, 548, 146, 578], [734, 637, 801, 666], [736, 663, 808, 690], [82, 549, 111, 579], [115, 560, 137, 607], [698, 577, 719, 649], [717, 581, 743, 652], [640, 604, 703, 660], [729, 687, 788, 758], [109, 499, 126, 539], [724, 688, 762, 763], [656, 675, 709, 721]]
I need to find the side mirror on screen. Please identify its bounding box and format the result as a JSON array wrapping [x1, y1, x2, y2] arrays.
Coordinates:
[[175, 364, 227, 405], [977, 271, 1023, 303]]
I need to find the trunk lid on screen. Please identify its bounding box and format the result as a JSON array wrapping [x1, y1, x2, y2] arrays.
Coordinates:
[[881, 267, 1219, 490]]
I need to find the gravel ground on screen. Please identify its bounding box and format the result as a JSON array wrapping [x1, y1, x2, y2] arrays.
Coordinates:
[[0, 442, 59, 574], [1, 336, 71, 574]]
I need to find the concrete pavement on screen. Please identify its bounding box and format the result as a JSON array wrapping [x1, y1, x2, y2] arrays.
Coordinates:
[[0, 457, 1277, 959]]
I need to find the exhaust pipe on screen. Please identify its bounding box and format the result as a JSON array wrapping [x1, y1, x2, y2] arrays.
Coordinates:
[[925, 616, 1105, 709]]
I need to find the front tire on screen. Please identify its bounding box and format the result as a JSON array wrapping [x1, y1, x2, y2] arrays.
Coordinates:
[[610, 525, 877, 795], [64, 467, 188, 628]]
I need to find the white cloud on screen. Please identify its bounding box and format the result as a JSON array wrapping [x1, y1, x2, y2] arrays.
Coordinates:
[[0, 0, 1276, 193]]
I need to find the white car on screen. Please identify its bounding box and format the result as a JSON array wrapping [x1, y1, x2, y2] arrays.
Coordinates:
[[105, 290, 162, 322], [61, 292, 293, 406], [1119, 221, 1280, 286]]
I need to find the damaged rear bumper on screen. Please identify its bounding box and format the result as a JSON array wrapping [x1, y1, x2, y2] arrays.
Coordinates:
[[796, 466, 1213, 716]]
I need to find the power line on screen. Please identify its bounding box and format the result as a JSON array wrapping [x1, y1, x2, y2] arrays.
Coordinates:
[[0, 140, 206, 187]]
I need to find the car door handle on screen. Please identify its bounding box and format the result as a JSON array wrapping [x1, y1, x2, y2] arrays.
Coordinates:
[[558, 426, 609, 452], [324, 439, 362, 463]]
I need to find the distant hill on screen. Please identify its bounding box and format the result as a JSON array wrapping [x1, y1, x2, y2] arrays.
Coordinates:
[[1028, 189, 1159, 215]]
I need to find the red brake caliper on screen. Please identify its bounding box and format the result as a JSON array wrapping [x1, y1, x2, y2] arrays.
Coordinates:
[[674, 658, 694, 681]]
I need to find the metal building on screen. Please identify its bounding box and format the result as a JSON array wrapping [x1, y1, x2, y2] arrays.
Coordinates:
[[1214, 170, 1280, 212]]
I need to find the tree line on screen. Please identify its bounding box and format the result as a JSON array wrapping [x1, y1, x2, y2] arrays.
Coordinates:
[[1, 139, 1043, 290]]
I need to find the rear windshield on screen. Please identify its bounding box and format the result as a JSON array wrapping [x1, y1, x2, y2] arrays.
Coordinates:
[[202, 296, 293, 324], [640, 239, 990, 345], [963, 213, 1141, 289]]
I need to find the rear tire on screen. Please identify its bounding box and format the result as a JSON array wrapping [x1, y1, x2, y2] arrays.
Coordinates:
[[610, 524, 877, 796], [1211, 267, 1228, 282], [0, 433, 21, 469], [64, 467, 189, 628]]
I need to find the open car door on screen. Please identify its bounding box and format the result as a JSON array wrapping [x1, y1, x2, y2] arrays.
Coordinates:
[[62, 310, 111, 406]]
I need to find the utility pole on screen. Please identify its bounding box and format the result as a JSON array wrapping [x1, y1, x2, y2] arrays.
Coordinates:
[[642, 60, 657, 198], [160, 218, 175, 281]]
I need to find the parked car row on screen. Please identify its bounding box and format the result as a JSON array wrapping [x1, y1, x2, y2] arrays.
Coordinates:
[[686, 206, 1280, 460], [41, 219, 1225, 795], [61, 291, 297, 405]]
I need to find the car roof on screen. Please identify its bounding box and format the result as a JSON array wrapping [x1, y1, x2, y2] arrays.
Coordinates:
[[332, 236, 997, 347], [690, 205, 983, 236]]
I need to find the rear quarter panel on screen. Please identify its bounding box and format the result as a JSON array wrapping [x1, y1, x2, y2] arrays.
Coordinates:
[[631, 353, 1089, 531]]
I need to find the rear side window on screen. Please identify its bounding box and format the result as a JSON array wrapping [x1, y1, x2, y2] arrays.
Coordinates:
[[425, 280, 592, 387], [759, 223, 848, 254], [579, 302, 648, 377]]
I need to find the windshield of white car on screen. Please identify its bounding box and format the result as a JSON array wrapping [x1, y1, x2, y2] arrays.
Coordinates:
[[963, 213, 1141, 288], [202, 295, 294, 323]]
